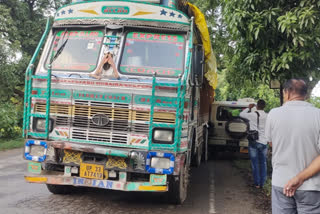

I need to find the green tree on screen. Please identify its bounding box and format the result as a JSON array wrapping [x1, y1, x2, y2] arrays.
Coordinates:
[[0, 0, 70, 137], [0, 0, 71, 102], [215, 70, 280, 112], [223, 0, 320, 87], [189, 0, 281, 110]]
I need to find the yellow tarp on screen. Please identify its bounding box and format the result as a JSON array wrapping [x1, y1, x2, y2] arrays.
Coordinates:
[[187, 2, 218, 90]]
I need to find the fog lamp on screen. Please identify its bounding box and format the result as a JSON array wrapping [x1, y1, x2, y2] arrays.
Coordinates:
[[146, 152, 175, 174], [151, 157, 171, 169], [30, 145, 45, 157]]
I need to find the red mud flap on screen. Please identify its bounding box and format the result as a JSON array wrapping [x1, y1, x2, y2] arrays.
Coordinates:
[[24, 175, 168, 192]]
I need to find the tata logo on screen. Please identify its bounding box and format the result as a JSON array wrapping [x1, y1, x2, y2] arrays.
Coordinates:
[[92, 114, 110, 126]]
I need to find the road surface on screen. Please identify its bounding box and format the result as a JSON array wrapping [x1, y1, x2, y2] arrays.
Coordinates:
[[0, 148, 270, 214]]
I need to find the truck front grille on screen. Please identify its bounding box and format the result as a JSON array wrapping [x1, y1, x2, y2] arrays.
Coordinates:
[[34, 100, 175, 144]]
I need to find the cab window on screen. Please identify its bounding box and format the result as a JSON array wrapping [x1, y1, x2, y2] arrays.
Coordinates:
[[45, 30, 104, 72], [119, 32, 185, 77]]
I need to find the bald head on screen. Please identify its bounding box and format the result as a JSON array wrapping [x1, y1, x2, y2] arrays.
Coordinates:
[[283, 79, 308, 100]]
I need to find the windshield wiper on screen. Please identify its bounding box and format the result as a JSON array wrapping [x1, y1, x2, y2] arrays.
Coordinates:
[[50, 29, 70, 64]]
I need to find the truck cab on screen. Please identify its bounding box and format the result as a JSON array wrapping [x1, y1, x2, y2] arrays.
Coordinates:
[[22, 0, 217, 205]]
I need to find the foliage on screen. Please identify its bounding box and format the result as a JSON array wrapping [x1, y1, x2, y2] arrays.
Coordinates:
[[310, 96, 320, 108], [215, 70, 280, 112], [0, 0, 70, 138], [189, 0, 232, 69], [0, 102, 23, 138], [191, 0, 320, 104], [222, 0, 320, 86]]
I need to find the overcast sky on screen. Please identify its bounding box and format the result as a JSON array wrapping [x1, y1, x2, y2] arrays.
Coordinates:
[[312, 81, 320, 97]]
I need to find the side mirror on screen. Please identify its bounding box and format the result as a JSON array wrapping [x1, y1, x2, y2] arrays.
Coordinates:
[[192, 45, 204, 87]]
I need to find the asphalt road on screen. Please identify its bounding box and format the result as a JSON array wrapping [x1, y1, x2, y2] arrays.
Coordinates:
[[0, 148, 270, 214]]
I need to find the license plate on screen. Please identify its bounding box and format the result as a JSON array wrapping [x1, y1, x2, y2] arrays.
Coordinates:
[[80, 163, 104, 179], [227, 141, 239, 147]]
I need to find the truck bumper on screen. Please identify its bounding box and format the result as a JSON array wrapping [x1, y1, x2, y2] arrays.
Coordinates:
[[208, 138, 249, 147], [25, 173, 168, 192]]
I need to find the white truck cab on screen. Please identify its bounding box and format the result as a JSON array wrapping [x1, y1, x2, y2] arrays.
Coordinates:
[[208, 99, 256, 153]]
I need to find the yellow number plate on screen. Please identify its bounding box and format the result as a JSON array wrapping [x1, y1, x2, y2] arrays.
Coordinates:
[[80, 163, 104, 179]]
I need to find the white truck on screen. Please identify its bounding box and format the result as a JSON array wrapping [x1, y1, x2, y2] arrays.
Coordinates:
[[208, 99, 255, 153]]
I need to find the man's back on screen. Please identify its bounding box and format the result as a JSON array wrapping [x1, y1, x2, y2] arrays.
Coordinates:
[[266, 101, 320, 190], [240, 108, 268, 144]]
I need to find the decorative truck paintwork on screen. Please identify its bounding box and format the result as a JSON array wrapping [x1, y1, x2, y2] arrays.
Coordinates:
[[22, 0, 215, 204]]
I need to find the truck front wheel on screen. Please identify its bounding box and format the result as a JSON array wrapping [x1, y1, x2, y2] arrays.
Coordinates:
[[46, 184, 74, 194], [194, 142, 203, 167], [168, 163, 189, 204], [44, 163, 75, 194], [191, 128, 202, 167]]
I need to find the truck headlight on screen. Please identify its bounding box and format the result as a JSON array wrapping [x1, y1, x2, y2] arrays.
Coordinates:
[[151, 157, 171, 169], [152, 128, 174, 144], [33, 118, 54, 132]]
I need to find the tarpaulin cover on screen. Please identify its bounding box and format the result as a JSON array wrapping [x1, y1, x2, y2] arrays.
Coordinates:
[[187, 2, 218, 90]]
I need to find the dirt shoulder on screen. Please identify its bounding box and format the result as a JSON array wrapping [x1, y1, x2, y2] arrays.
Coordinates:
[[233, 158, 272, 214]]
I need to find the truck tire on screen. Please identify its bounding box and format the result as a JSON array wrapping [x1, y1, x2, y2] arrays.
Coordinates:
[[168, 163, 189, 204], [194, 142, 202, 167], [225, 117, 249, 139], [46, 184, 74, 194], [191, 128, 202, 167], [202, 127, 209, 162], [45, 163, 74, 194]]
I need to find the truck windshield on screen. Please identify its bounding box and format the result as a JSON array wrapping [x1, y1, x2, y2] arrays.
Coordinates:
[[119, 32, 185, 77], [45, 30, 104, 72]]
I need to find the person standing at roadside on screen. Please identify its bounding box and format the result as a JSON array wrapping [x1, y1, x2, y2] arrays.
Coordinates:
[[265, 79, 320, 213], [240, 99, 268, 188]]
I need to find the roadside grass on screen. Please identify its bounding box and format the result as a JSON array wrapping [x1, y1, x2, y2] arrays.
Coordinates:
[[0, 138, 24, 151], [263, 177, 272, 196]]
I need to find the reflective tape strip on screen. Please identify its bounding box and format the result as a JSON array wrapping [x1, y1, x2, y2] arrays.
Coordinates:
[[25, 176, 47, 183], [169, 161, 175, 168], [25, 146, 30, 154], [155, 168, 163, 174], [31, 156, 39, 162], [138, 185, 167, 191], [157, 152, 164, 157], [33, 140, 41, 146]]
